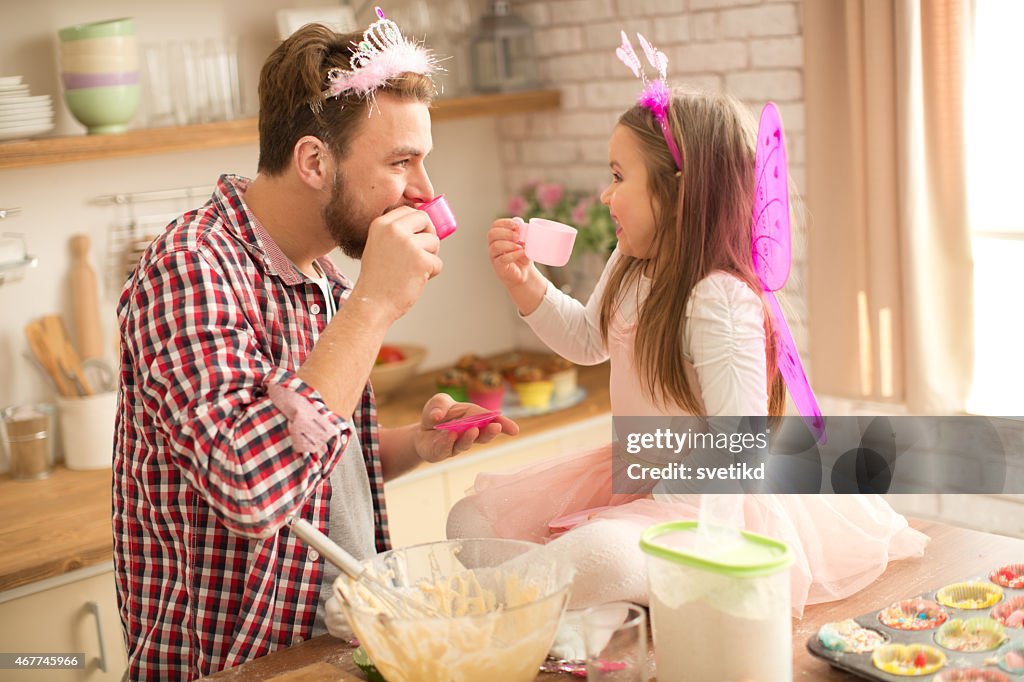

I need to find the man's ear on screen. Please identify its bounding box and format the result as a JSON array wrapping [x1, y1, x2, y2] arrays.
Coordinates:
[[293, 135, 331, 190]]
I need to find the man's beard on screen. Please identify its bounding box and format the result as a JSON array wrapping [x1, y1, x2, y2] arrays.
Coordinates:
[[323, 170, 371, 259]]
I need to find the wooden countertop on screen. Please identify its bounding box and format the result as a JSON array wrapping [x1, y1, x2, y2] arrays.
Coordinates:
[[200, 519, 1024, 681], [0, 357, 610, 592], [0, 466, 113, 592]]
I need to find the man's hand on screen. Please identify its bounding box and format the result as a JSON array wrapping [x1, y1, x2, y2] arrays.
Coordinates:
[[357, 206, 443, 323], [414, 393, 519, 463]]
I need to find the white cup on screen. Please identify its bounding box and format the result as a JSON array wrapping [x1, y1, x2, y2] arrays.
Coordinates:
[[57, 391, 116, 470]]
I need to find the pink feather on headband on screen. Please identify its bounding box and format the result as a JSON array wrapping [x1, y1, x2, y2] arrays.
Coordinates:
[[638, 79, 670, 119]]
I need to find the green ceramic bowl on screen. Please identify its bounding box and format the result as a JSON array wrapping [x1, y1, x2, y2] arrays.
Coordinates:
[[64, 84, 139, 134], [58, 17, 135, 43]]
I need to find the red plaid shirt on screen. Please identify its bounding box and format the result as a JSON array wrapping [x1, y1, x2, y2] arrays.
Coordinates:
[[113, 174, 390, 681]]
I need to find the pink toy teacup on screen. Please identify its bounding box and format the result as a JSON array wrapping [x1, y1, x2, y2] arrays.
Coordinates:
[[417, 194, 457, 240], [515, 217, 577, 267]]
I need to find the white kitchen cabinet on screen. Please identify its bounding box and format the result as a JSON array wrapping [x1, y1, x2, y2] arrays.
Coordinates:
[[384, 413, 612, 547], [0, 563, 127, 682]]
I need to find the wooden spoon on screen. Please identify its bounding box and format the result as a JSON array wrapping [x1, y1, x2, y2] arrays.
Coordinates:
[[24, 320, 75, 397], [41, 314, 93, 396]]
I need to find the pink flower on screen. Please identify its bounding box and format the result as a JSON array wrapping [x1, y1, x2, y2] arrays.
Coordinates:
[[571, 197, 593, 224], [536, 183, 565, 211], [507, 194, 528, 215]]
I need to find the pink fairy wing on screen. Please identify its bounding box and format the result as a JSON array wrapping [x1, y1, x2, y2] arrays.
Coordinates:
[[753, 103, 824, 442], [616, 31, 642, 78], [752, 102, 791, 292], [766, 292, 825, 442]]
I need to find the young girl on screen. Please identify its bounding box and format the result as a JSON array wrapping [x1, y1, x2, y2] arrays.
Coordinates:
[[447, 88, 927, 619]]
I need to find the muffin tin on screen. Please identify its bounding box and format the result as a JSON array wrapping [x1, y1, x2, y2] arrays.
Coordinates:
[[808, 563, 1024, 680]]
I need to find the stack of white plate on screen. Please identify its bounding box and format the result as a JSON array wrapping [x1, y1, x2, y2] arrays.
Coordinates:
[[0, 76, 55, 142]]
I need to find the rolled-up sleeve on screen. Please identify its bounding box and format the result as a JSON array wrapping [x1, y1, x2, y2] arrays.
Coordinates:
[[129, 248, 351, 538]]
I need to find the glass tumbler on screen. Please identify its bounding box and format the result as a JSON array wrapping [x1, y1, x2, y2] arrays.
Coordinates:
[[582, 601, 649, 681]]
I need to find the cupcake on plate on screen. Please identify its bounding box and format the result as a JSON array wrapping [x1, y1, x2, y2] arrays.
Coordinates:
[[436, 368, 469, 402], [543, 356, 578, 402], [497, 353, 529, 385], [455, 353, 492, 375], [512, 364, 554, 410], [468, 370, 505, 411]]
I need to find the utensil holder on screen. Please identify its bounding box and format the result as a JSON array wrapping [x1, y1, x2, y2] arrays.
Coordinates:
[[57, 391, 116, 470]]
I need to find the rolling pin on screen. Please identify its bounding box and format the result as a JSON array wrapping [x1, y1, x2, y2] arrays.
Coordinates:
[[69, 234, 104, 361]]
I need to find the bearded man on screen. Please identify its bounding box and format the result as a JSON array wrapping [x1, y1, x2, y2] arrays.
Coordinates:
[[113, 17, 516, 681]]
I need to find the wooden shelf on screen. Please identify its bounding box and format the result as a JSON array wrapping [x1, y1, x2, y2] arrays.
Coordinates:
[[0, 89, 560, 171]]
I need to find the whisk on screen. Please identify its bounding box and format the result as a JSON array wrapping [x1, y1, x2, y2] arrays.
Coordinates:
[[286, 516, 441, 619]]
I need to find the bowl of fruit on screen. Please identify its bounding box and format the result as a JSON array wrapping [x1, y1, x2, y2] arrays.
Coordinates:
[[369, 344, 426, 403]]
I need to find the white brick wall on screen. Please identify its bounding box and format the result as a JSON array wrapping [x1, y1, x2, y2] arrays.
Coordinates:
[[502, 0, 808, 334]]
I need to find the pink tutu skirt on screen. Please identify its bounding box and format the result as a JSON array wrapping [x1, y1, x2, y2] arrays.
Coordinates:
[[460, 444, 929, 616]]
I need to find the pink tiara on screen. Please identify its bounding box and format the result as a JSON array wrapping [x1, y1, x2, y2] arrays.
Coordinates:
[[322, 7, 437, 101], [615, 31, 682, 170]]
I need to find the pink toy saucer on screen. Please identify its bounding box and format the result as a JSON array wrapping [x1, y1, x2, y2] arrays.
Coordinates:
[[433, 410, 501, 435]]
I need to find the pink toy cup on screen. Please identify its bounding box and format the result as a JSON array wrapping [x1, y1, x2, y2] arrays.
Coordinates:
[[417, 194, 457, 240], [516, 217, 577, 267]]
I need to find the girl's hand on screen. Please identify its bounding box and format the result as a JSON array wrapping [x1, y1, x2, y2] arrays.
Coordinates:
[[487, 218, 532, 289]]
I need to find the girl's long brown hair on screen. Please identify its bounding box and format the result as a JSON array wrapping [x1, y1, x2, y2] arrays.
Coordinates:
[[598, 90, 787, 417]]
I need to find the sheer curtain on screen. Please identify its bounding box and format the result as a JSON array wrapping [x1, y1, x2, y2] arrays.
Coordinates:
[[803, 0, 973, 414]]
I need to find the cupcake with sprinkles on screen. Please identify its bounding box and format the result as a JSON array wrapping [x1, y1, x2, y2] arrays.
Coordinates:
[[989, 563, 1024, 589], [878, 598, 949, 631], [990, 596, 1024, 629], [818, 619, 888, 653], [871, 643, 946, 676]]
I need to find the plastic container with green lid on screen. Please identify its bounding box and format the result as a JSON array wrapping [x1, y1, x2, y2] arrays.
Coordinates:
[[640, 520, 795, 682]]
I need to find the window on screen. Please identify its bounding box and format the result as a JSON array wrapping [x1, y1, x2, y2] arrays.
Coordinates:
[[965, 0, 1024, 415]]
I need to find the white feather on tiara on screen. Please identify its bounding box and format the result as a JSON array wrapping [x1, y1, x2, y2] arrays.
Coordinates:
[[322, 6, 438, 101]]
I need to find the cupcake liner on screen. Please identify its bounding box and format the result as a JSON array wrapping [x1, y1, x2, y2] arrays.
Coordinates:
[[933, 617, 1006, 653], [935, 582, 1003, 610], [993, 642, 1024, 674], [514, 380, 554, 409], [548, 367, 578, 401], [934, 670, 1011, 682], [468, 388, 505, 411], [990, 596, 1024, 628], [871, 643, 946, 676], [989, 563, 1024, 589], [878, 599, 950, 631], [818, 619, 889, 653], [436, 385, 468, 403]]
